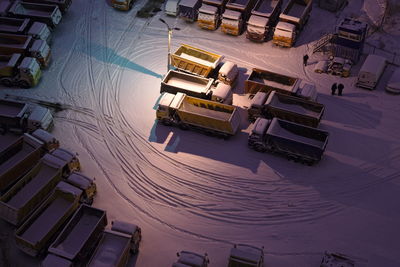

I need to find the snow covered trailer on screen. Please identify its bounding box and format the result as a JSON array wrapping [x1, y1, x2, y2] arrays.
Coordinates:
[[0, 150, 79, 226], [171, 44, 224, 77], [156, 92, 241, 138], [47, 205, 107, 265], [248, 117, 329, 165], [356, 54, 386, 90], [15, 182, 82, 257], [263, 90, 325, 127], [0, 133, 43, 194], [87, 220, 142, 267], [22, 0, 72, 14]]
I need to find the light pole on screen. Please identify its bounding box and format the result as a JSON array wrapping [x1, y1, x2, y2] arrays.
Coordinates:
[[159, 18, 180, 72]]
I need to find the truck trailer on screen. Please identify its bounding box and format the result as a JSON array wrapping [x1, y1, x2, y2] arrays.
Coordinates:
[[171, 44, 224, 77], [220, 0, 257, 35], [22, 0, 72, 14], [46, 205, 107, 265], [15, 181, 82, 257], [0, 150, 80, 226], [245, 68, 317, 101], [0, 98, 53, 133], [7, 1, 62, 29], [248, 117, 329, 165], [178, 0, 202, 22], [248, 90, 325, 126], [246, 0, 282, 42], [161, 70, 234, 104], [156, 92, 241, 138], [0, 32, 51, 68], [197, 0, 229, 30], [0, 53, 41, 88], [0, 17, 51, 45], [272, 0, 312, 47], [87, 220, 142, 266]]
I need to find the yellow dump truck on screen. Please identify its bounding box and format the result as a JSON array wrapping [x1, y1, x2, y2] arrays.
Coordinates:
[[171, 44, 224, 77], [111, 0, 134, 11], [156, 92, 241, 138]]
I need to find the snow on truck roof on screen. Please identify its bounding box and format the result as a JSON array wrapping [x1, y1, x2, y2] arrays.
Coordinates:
[[230, 244, 262, 263], [360, 54, 386, 74], [199, 4, 217, 14], [223, 9, 241, 20], [111, 220, 138, 236], [178, 251, 206, 266], [248, 15, 269, 27], [252, 118, 270, 135]]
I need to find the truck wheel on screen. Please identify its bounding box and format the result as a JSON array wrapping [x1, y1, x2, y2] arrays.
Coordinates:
[[18, 81, 31, 89], [254, 145, 266, 152], [179, 123, 189, 130], [161, 119, 171, 126], [129, 0, 133, 9], [1, 79, 12, 87]]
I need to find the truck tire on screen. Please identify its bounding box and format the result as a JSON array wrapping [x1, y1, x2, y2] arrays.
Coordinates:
[[18, 80, 31, 89], [254, 144, 266, 152], [178, 123, 189, 130], [1, 78, 12, 87], [129, 0, 133, 9], [161, 119, 172, 126]]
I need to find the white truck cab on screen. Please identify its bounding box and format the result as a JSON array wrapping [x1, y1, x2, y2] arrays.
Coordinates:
[[165, 0, 181, 16]]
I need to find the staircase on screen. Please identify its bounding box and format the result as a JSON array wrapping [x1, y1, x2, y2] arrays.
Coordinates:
[[312, 34, 336, 54]]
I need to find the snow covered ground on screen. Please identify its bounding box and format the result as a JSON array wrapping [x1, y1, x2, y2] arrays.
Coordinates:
[[1, 0, 400, 266]]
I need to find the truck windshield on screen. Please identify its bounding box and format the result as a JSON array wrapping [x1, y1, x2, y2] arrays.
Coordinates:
[[40, 26, 51, 42], [39, 42, 50, 59], [29, 59, 41, 76]]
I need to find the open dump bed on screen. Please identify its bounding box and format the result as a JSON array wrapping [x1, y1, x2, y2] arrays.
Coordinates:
[[49, 205, 107, 261], [0, 134, 42, 192], [0, 98, 27, 117], [253, 0, 278, 15], [88, 230, 130, 267], [267, 118, 328, 159], [245, 68, 300, 94], [171, 44, 224, 77], [175, 94, 241, 135], [264, 91, 324, 127], [161, 70, 213, 98], [0, 17, 29, 33], [15, 186, 81, 257]]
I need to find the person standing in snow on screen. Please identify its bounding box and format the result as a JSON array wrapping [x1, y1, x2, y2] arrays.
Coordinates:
[[338, 83, 344, 96], [331, 83, 337, 95], [303, 54, 309, 66]]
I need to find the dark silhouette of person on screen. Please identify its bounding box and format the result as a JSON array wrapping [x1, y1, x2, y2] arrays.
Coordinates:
[[338, 83, 344, 96], [331, 83, 337, 95], [303, 54, 309, 66]]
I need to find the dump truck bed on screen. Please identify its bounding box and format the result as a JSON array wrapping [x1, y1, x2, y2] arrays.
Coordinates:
[[49, 205, 107, 261], [88, 230, 130, 267], [0, 17, 29, 33], [0, 99, 27, 117], [245, 68, 300, 94], [253, 0, 276, 14]]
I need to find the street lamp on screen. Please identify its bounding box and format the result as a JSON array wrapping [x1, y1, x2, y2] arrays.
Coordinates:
[[159, 18, 180, 72]]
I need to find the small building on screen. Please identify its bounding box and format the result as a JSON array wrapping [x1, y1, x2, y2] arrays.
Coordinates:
[[318, 0, 347, 12]]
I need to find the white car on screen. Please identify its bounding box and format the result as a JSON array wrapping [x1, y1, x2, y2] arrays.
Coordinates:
[[314, 60, 328, 74], [386, 68, 400, 94]]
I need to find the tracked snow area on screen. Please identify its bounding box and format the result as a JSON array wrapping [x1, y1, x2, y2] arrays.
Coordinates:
[[0, 0, 399, 266]]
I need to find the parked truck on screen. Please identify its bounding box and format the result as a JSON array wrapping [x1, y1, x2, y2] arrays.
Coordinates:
[[248, 90, 325, 127], [0, 53, 41, 88], [171, 44, 224, 77], [7, 1, 62, 29], [228, 244, 264, 267], [15, 181, 82, 257], [0, 17, 52, 45], [65, 172, 97, 205], [161, 70, 233, 104], [172, 251, 209, 267], [245, 68, 317, 101], [0, 98, 54, 133], [220, 0, 257, 35], [45, 205, 107, 266], [111, 0, 134, 11], [0, 132, 59, 195], [22, 0, 72, 14], [0, 32, 51, 68], [248, 117, 329, 165], [87, 220, 142, 266], [197, 0, 229, 30], [272, 0, 312, 47], [178, 0, 202, 22], [156, 92, 241, 138], [246, 0, 282, 42], [0, 150, 80, 226]]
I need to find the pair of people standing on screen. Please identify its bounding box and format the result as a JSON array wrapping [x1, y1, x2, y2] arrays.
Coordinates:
[[331, 83, 344, 96]]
